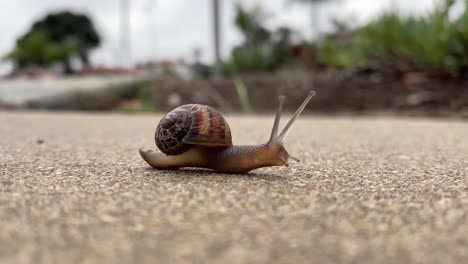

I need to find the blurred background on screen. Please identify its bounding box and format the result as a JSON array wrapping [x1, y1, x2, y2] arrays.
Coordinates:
[[0, 0, 467, 117]]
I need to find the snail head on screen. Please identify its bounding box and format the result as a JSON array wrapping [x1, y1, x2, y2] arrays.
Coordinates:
[[267, 91, 316, 167]]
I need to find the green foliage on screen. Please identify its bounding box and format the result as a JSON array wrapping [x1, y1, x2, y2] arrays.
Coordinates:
[[233, 77, 252, 112], [8, 30, 68, 67], [223, 3, 273, 73], [117, 84, 158, 113], [234, 3, 271, 47], [446, 0, 468, 71], [32, 11, 100, 66], [6, 11, 100, 73], [223, 3, 298, 74], [271, 27, 297, 66], [317, 0, 468, 74], [136, 84, 158, 112], [316, 39, 364, 68], [224, 46, 273, 73]]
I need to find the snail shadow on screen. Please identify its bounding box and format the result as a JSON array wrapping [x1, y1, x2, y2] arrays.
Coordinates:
[[142, 167, 286, 182]]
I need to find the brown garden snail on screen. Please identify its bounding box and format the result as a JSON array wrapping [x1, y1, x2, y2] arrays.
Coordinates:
[[139, 90, 316, 173]]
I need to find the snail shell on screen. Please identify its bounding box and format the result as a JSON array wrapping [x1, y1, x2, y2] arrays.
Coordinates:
[[155, 104, 232, 155]]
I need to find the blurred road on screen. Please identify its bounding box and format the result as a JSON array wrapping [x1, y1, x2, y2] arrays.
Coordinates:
[[0, 74, 149, 108], [1, 111, 467, 263]]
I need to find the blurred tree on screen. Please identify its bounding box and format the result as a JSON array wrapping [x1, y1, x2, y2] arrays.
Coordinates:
[[7, 11, 100, 74], [289, 0, 335, 40], [234, 3, 271, 48], [7, 30, 67, 68], [223, 3, 300, 73], [271, 26, 296, 66], [226, 3, 273, 72]]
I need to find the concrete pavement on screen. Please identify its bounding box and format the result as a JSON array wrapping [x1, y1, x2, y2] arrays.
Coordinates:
[[0, 111, 467, 263]]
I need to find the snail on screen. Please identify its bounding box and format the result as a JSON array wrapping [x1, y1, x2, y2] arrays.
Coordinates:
[[139, 90, 316, 174]]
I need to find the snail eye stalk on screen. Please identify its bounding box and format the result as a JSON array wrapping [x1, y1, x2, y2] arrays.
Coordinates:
[[269, 95, 285, 143], [274, 91, 316, 144]]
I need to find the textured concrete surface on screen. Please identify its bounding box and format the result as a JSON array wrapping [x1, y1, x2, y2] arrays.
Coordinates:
[[0, 111, 467, 264]]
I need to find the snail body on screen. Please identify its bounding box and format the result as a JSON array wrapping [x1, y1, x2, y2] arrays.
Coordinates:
[[140, 91, 316, 173]]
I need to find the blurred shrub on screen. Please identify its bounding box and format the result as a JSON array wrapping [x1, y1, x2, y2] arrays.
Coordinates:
[[317, 0, 468, 75], [222, 3, 273, 73], [447, 0, 468, 71], [223, 45, 274, 73], [316, 39, 364, 68], [222, 3, 299, 74]]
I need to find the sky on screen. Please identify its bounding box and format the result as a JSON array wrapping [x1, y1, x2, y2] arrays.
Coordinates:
[[0, 0, 441, 74]]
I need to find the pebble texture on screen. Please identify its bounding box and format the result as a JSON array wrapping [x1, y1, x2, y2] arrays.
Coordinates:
[[0, 111, 467, 264]]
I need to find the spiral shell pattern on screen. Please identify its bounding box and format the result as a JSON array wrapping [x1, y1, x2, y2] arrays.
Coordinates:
[[155, 104, 232, 155]]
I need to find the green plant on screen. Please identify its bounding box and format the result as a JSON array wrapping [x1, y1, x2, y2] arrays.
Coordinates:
[[233, 77, 252, 112], [223, 3, 273, 73], [223, 3, 300, 74], [316, 39, 364, 68], [445, 0, 468, 72], [7, 29, 69, 67], [118, 84, 158, 112], [317, 0, 468, 75]]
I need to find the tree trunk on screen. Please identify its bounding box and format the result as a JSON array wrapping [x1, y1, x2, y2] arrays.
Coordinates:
[[63, 59, 74, 75], [79, 52, 91, 72]]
